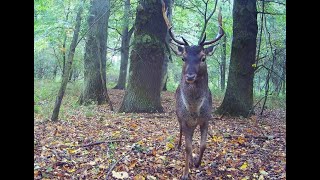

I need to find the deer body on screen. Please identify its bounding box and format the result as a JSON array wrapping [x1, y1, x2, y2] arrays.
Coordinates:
[[162, 2, 224, 179], [175, 46, 213, 180]]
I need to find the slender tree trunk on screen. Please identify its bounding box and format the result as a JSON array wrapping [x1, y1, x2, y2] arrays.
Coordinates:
[[53, 63, 58, 79], [220, 35, 226, 91], [161, 0, 172, 92], [118, 0, 167, 113], [113, 0, 132, 90], [281, 53, 286, 95], [78, 0, 111, 105], [216, 0, 258, 117], [51, 0, 84, 121]]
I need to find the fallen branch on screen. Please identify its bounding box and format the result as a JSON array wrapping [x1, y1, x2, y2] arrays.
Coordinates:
[[80, 139, 130, 147], [105, 151, 130, 180], [224, 134, 275, 140]]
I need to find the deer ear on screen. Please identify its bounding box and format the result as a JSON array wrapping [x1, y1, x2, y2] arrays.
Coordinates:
[[204, 44, 218, 56], [169, 43, 184, 56]]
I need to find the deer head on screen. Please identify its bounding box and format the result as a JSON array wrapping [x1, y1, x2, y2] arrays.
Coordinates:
[[163, 4, 224, 84]]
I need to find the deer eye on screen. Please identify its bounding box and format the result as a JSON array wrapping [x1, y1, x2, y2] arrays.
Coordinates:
[[201, 57, 206, 62], [182, 58, 185, 61]]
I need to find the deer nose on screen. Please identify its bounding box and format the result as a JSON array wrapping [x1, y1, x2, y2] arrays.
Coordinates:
[[185, 74, 197, 83]]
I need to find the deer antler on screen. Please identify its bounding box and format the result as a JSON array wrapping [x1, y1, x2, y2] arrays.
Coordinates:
[[162, 0, 189, 46], [200, 7, 225, 46]]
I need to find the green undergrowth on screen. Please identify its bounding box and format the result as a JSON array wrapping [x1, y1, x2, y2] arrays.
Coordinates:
[[34, 79, 286, 120]]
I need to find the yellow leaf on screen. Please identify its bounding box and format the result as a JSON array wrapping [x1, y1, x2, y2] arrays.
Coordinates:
[[112, 171, 129, 179], [252, 63, 257, 68], [212, 135, 223, 143], [112, 131, 121, 138], [133, 174, 145, 180], [239, 161, 248, 170], [67, 168, 76, 173], [67, 148, 77, 154], [137, 140, 144, 145], [165, 142, 174, 151]]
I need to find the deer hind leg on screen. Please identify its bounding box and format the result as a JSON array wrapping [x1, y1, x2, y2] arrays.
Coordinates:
[[181, 131, 193, 180], [194, 121, 208, 168]]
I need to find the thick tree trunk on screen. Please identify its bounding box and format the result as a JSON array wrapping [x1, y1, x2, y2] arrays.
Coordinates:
[[220, 35, 226, 91], [216, 0, 258, 117], [118, 0, 167, 113], [51, 1, 84, 121], [79, 0, 110, 105], [113, 0, 132, 90]]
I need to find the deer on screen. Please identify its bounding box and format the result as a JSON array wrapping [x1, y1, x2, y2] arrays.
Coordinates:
[[162, 3, 225, 179]]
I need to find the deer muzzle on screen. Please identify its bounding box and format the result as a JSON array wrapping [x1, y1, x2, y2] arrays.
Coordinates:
[[185, 74, 197, 83]]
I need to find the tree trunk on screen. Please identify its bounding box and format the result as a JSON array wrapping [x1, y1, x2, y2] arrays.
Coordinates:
[[78, 0, 110, 105], [118, 0, 167, 113], [220, 35, 226, 91], [113, 0, 132, 90], [53, 63, 58, 79], [216, 0, 258, 117], [51, 0, 84, 121], [161, 0, 172, 92]]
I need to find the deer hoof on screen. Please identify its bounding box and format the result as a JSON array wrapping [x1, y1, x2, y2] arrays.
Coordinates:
[[193, 157, 201, 168]]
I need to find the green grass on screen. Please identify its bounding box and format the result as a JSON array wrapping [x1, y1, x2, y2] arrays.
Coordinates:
[[34, 79, 286, 120], [34, 79, 84, 120]]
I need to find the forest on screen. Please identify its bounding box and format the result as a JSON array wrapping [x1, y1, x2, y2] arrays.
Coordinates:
[[34, 0, 286, 179]]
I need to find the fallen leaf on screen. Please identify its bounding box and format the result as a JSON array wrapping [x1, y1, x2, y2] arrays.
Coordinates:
[[133, 174, 145, 180], [239, 161, 248, 171], [112, 171, 129, 179]]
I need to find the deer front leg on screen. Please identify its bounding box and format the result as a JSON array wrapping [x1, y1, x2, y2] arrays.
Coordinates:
[[194, 121, 208, 168], [181, 132, 193, 180], [178, 125, 182, 149]]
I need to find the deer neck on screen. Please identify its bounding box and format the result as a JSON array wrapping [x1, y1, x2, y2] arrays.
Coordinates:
[[180, 73, 208, 115]]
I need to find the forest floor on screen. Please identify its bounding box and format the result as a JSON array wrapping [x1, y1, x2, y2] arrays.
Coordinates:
[[34, 89, 286, 180]]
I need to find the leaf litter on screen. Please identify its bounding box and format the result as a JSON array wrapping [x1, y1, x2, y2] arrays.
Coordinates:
[[34, 89, 286, 179]]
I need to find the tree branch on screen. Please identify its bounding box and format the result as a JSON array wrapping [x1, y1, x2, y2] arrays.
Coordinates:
[[257, 11, 285, 16], [80, 139, 130, 147], [108, 26, 122, 36]]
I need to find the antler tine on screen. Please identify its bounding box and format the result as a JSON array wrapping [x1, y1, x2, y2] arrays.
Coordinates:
[[182, 37, 190, 46], [168, 27, 188, 46], [162, 0, 189, 46], [201, 8, 225, 46], [199, 33, 207, 45]]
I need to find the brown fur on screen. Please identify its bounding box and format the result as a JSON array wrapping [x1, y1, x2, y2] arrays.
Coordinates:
[[175, 46, 212, 179]]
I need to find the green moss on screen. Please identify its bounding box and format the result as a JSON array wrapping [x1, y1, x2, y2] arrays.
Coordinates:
[[132, 33, 163, 47]]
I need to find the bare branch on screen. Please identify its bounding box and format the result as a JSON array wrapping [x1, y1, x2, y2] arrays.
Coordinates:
[[257, 11, 285, 16], [259, 0, 286, 6], [108, 26, 122, 36]]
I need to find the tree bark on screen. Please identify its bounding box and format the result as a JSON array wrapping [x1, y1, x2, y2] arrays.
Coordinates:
[[216, 0, 258, 117], [51, 0, 84, 121], [113, 0, 132, 90], [220, 35, 226, 91], [78, 0, 111, 105], [118, 0, 167, 113]]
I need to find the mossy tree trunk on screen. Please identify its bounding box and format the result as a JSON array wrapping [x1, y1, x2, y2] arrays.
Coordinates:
[[118, 0, 167, 113], [79, 0, 110, 105], [216, 0, 258, 117], [51, 0, 84, 121], [113, 0, 134, 90]]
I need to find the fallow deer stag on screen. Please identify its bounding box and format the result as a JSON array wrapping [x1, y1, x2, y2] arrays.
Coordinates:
[[162, 3, 224, 180]]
